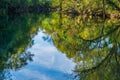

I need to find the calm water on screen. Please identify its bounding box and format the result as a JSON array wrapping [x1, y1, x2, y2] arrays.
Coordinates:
[[0, 11, 120, 80], [10, 31, 75, 80]]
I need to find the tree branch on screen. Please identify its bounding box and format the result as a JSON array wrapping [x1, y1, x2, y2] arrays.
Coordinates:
[[79, 25, 120, 42], [74, 46, 115, 73]]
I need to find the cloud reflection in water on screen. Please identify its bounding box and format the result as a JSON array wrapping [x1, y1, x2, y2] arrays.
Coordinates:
[[12, 31, 76, 80]]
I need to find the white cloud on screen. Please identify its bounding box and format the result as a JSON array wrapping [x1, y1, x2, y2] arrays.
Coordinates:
[[27, 31, 76, 74], [13, 68, 52, 80], [11, 31, 76, 80]]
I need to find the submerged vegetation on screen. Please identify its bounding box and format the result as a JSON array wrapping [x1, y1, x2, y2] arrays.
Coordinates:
[[0, 0, 120, 80]]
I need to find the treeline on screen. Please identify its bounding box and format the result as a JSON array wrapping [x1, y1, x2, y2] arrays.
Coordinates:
[[0, 0, 120, 17], [0, 0, 54, 14]]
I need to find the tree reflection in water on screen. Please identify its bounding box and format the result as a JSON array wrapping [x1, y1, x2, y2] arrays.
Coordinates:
[[0, 14, 40, 79], [40, 11, 120, 80], [0, 0, 120, 79]]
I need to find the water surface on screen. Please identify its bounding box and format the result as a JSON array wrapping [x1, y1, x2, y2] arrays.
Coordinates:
[[0, 10, 120, 80]]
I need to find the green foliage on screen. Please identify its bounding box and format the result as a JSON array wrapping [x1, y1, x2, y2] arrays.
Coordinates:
[[0, 13, 45, 70], [0, 0, 120, 79], [41, 12, 120, 80], [0, 11, 53, 79]]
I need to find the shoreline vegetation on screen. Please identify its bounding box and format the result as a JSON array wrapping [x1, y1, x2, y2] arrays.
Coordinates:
[[0, 0, 120, 19]]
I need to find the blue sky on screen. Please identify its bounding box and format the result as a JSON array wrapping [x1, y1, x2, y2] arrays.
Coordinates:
[[11, 31, 76, 80]]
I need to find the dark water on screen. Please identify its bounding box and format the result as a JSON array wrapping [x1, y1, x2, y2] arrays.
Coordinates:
[[0, 11, 120, 80]]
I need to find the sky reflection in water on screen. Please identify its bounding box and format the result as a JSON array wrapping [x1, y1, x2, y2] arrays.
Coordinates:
[[11, 30, 76, 80]]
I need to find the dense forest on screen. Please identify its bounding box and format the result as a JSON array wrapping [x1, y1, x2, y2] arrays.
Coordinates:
[[0, 0, 120, 80], [0, 0, 120, 17]]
